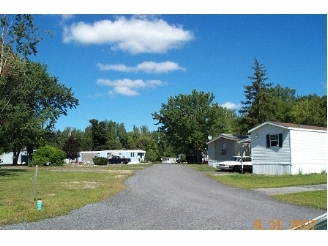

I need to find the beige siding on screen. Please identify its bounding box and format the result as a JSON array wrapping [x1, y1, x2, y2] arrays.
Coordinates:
[[209, 139, 241, 161]]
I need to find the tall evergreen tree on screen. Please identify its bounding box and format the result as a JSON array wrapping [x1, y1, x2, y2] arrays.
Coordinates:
[[239, 59, 274, 133]]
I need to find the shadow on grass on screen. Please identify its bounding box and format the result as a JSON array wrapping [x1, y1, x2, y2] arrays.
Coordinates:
[[0, 168, 27, 177]]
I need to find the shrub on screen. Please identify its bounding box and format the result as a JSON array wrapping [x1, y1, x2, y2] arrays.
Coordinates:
[[30, 145, 66, 166], [93, 157, 108, 165]]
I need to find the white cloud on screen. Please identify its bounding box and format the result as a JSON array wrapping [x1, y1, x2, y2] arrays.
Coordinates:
[[97, 78, 163, 96], [221, 102, 240, 110], [87, 93, 104, 99], [97, 61, 185, 74], [63, 16, 194, 54], [60, 14, 74, 25]]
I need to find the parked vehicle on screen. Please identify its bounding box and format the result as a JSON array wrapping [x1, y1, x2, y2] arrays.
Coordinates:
[[108, 156, 131, 164], [216, 156, 252, 172]]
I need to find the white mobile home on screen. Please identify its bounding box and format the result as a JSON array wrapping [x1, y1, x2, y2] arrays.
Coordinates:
[[161, 157, 177, 164], [77, 149, 146, 164], [248, 121, 327, 175], [207, 134, 250, 167], [0, 151, 28, 165]]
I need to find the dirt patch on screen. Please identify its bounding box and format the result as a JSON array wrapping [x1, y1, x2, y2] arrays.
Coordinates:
[[62, 181, 100, 189], [115, 174, 128, 179]]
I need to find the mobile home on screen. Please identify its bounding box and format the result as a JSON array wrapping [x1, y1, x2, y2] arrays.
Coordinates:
[[77, 149, 146, 164], [248, 121, 327, 175], [207, 134, 250, 167]]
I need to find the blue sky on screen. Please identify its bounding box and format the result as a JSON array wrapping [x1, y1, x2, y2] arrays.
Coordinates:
[[17, 13, 328, 132]]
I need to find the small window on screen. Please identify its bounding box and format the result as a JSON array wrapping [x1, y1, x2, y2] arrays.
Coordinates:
[[266, 133, 283, 148], [221, 143, 227, 155], [131, 152, 135, 157]]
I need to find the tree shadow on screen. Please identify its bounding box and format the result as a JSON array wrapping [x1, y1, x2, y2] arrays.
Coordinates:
[[0, 168, 27, 177]]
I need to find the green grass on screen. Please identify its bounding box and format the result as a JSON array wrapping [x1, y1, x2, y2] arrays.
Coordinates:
[[0, 164, 151, 226], [185, 164, 217, 172], [208, 172, 327, 190], [272, 190, 327, 210], [186, 164, 327, 210]]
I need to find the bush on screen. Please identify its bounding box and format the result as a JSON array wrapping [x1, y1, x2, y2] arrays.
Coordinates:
[[30, 145, 66, 166], [93, 157, 108, 165]]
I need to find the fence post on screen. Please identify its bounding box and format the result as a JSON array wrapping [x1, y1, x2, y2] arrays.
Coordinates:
[[32, 165, 38, 201]]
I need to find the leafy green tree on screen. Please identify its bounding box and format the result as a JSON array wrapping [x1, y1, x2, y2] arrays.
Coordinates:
[[127, 125, 141, 149], [0, 15, 77, 164], [0, 62, 78, 164], [116, 123, 128, 149], [269, 84, 296, 123], [290, 94, 327, 127], [155, 131, 176, 159], [89, 119, 107, 151], [105, 120, 123, 149], [1, 14, 42, 113], [239, 59, 274, 133], [0, 61, 78, 164], [30, 145, 65, 166], [152, 89, 237, 163], [80, 126, 93, 151]]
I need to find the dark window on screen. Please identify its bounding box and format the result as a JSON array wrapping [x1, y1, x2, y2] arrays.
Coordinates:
[[221, 143, 226, 155], [266, 134, 283, 148]]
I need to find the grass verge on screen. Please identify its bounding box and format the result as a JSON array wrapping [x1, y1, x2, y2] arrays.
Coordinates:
[[186, 164, 327, 210], [0, 164, 151, 226], [271, 190, 327, 210], [208, 172, 327, 189]]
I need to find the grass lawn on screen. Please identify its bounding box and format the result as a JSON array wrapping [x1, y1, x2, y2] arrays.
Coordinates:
[[186, 163, 327, 210], [0, 164, 151, 226], [209, 172, 327, 189], [271, 190, 327, 210]]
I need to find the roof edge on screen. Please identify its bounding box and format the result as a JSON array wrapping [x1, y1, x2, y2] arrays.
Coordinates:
[[248, 121, 327, 133]]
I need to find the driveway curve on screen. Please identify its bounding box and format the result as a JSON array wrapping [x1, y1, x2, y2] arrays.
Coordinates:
[[1, 164, 325, 230]]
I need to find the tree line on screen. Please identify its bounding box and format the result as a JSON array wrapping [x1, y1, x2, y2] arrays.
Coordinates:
[[46, 58, 326, 164], [1, 15, 326, 164]]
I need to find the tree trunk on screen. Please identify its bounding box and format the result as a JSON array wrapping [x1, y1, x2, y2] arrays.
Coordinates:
[[12, 151, 20, 165]]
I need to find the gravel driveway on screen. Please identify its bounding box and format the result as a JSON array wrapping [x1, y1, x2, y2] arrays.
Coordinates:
[[1, 164, 325, 230]]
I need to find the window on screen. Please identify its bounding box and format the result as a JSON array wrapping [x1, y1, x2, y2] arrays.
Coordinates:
[[131, 152, 135, 157], [221, 143, 227, 155], [266, 133, 283, 148]]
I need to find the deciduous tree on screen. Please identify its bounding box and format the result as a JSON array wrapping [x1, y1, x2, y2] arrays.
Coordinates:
[[0, 61, 78, 164], [89, 119, 107, 151], [62, 134, 81, 163], [290, 94, 327, 127], [1, 14, 42, 113], [152, 89, 237, 163]]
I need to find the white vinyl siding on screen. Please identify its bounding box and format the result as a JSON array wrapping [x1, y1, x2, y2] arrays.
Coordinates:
[[290, 129, 327, 174], [250, 122, 327, 175], [251, 125, 291, 175]]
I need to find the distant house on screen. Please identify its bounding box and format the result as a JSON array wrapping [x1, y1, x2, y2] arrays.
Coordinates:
[[161, 157, 177, 164], [248, 121, 327, 175], [0, 151, 28, 165], [207, 134, 250, 167], [77, 149, 146, 164]]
